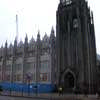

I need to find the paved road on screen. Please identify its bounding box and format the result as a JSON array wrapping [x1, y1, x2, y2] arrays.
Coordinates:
[[0, 94, 100, 100], [0, 95, 46, 100]]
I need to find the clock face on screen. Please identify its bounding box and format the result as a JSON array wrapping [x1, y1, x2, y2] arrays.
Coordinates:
[[73, 19, 78, 28]]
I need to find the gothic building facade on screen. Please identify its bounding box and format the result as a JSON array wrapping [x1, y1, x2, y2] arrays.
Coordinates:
[[0, 28, 56, 88], [0, 0, 99, 94], [56, 0, 97, 93]]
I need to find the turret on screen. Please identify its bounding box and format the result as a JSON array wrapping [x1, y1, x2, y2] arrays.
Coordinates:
[[24, 34, 28, 53], [5, 40, 7, 49], [13, 37, 17, 56], [37, 30, 40, 42], [25, 34, 28, 45], [50, 27, 56, 53], [50, 27, 56, 84], [14, 37, 17, 48], [4, 40, 8, 57], [36, 30, 41, 50], [50, 26, 55, 39], [1, 45, 3, 57], [50, 27, 55, 46], [9, 43, 13, 56]]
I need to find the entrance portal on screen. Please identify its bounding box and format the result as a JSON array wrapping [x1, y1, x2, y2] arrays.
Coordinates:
[[64, 72, 75, 89]]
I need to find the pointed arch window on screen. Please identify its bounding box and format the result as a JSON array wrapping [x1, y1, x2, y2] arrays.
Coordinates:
[[73, 18, 78, 28]]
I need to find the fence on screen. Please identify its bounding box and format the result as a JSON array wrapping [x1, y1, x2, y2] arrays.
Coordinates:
[[0, 82, 56, 96]]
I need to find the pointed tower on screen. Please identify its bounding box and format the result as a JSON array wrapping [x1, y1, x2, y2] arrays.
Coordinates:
[[50, 26, 55, 50], [56, 0, 97, 93], [13, 37, 17, 56], [37, 30, 40, 42], [50, 27, 56, 84], [36, 30, 41, 53], [25, 34, 28, 45], [24, 34, 28, 56], [2, 40, 8, 81], [36, 30, 41, 84], [4, 40, 8, 57]]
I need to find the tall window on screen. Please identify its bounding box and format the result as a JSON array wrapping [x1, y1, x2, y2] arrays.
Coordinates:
[[40, 62, 48, 72], [73, 19, 78, 29], [15, 64, 22, 71], [14, 74, 22, 82], [16, 74, 22, 81], [6, 64, 11, 71], [40, 73, 48, 81], [4, 74, 10, 82]]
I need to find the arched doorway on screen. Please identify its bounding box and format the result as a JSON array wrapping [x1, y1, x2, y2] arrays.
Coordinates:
[[63, 71, 75, 92]]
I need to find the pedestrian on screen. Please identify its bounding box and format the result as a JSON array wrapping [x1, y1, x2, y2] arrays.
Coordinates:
[[58, 86, 63, 96]]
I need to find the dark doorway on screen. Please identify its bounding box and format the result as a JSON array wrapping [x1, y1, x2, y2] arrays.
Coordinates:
[[64, 72, 75, 89]]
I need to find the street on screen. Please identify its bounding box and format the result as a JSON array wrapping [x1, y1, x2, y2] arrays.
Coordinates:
[[0, 95, 45, 100], [0, 94, 100, 100]]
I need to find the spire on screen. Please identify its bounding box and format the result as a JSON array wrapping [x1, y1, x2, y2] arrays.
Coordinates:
[[29, 36, 35, 46], [16, 14, 18, 42], [5, 40, 7, 48], [25, 33, 28, 44], [51, 26, 55, 34], [1, 44, 3, 48], [4, 40, 8, 57], [43, 32, 49, 42], [18, 39, 23, 47], [37, 30, 40, 41], [50, 26, 55, 38], [13, 37, 17, 56], [9, 43, 13, 48], [14, 37, 17, 48]]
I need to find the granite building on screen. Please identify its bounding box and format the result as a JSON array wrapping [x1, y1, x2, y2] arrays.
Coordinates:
[[56, 0, 97, 93], [0, 0, 99, 94], [0, 28, 56, 89]]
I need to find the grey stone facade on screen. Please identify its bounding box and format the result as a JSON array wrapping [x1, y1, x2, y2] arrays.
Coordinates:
[[56, 0, 97, 93], [0, 0, 99, 94], [0, 28, 56, 85]]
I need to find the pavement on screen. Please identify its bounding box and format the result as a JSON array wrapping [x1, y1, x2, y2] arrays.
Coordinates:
[[0, 91, 100, 100]]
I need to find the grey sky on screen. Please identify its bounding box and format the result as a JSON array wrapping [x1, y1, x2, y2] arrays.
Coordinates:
[[0, 0, 100, 54]]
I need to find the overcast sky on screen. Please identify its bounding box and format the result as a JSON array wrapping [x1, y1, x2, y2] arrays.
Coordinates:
[[0, 0, 100, 54]]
